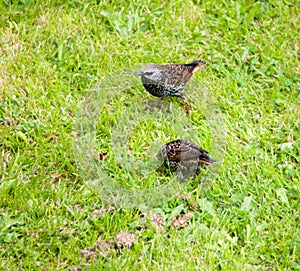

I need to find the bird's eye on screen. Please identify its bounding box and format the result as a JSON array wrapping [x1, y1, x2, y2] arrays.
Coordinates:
[[145, 71, 154, 75]]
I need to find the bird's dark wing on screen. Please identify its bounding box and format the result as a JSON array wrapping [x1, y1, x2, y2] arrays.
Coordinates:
[[183, 140, 216, 165], [159, 64, 192, 89], [161, 60, 206, 87], [166, 139, 216, 165], [165, 139, 198, 162]]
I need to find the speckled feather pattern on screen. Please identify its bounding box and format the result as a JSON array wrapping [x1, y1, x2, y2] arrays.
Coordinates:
[[159, 139, 216, 179], [142, 64, 191, 97], [135, 60, 206, 98]]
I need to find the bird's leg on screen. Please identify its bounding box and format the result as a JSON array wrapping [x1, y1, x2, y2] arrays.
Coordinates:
[[154, 97, 173, 114], [168, 98, 173, 113], [179, 95, 191, 115], [176, 163, 195, 181], [155, 97, 164, 110], [144, 98, 164, 112], [196, 166, 202, 175], [175, 165, 186, 181]]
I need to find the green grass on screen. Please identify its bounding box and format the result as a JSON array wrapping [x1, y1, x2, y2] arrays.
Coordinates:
[[1, 0, 299, 270]]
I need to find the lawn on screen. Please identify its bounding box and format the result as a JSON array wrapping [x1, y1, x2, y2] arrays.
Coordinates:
[[0, 0, 299, 270]]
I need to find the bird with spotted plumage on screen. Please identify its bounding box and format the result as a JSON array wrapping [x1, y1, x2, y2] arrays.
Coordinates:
[[133, 60, 206, 113], [158, 139, 216, 180]]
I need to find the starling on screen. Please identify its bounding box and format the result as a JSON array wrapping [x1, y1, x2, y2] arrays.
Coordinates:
[[158, 139, 217, 180], [133, 60, 206, 113]]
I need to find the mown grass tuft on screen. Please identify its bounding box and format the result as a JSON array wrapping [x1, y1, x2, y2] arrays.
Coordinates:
[[1, 0, 299, 270]]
